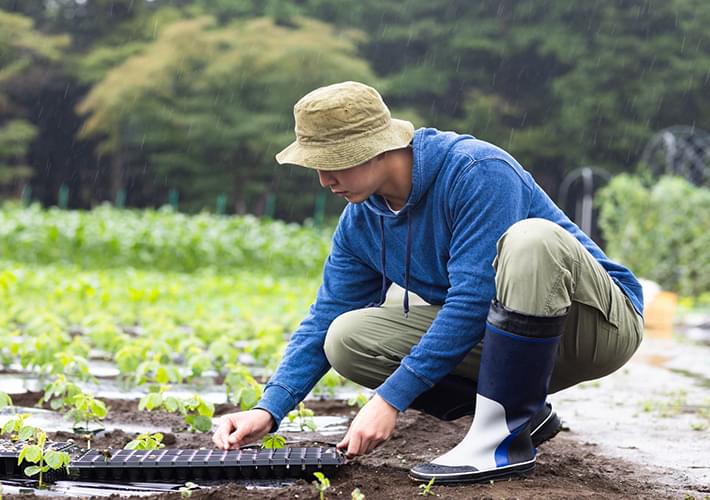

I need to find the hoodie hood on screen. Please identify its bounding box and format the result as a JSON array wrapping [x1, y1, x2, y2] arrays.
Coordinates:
[[364, 128, 473, 217]]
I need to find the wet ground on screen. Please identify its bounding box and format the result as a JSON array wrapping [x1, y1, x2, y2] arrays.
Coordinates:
[[1, 328, 709, 498]]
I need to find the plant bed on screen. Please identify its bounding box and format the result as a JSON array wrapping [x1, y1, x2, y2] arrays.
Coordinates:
[[1, 398, 704, 499]]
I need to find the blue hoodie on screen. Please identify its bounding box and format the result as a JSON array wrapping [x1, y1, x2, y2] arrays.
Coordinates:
[[255, 128, 644, 427]]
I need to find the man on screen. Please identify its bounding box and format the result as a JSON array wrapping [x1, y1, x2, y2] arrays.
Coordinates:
[[212, 81, 644, 483]]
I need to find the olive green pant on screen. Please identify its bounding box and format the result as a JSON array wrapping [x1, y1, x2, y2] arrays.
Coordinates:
[[323, 218, 644, 395]]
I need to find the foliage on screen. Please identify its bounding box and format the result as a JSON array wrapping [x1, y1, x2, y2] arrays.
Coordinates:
[[347, 392, 369, 409], [597, 175, 710, 296], [225, 363, 263, 411], [17, 429, 71, 488], [0, 203, 332, 276], [0, 392, 11, 410], [40, 375, 82, 411], [67, 392, 108, 433], [139, 386, 215, 432], [0, 10, 68, 190], [1, 413, 35, 442], [312, 471, 331, 500], [76, 14, 374, 213], [261, 433, 286, 450], [418, 477, 436, 496], [125, 432, 165, 450], [351, 488, 365, 500], [178, 482, 200, 498], [287, 402, 317, 432]]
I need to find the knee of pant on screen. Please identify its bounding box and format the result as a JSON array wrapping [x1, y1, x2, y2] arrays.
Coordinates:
[[497, 218, 568, 271], [323, 310, 359, 376]]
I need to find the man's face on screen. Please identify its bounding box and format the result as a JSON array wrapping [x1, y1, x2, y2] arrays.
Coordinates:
[[317, 158, 380, 204]]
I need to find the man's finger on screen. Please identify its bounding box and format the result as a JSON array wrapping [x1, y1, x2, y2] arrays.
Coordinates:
[[346, 433, 362, 459], [215, 418, 235, 449], [336, 429, 350, 451]]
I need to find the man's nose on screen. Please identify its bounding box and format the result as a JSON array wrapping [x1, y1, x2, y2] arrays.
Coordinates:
[[318, 170, 333, 188]]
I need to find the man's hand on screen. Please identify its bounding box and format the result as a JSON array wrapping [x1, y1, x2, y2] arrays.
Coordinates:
[[212, 409, 274, 450], [337, 394, 398, 459]]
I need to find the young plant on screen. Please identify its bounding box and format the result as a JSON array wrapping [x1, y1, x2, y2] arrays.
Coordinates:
[[40, 375, 82, 411], [313, 370, 344, 398], [351, 488, 365, 500], [224, 363, 262, 410], [17, 429, 71, 489], [261, 433, 286, 450], [418, 477, 436, 496], [347, 393, 369, 409], [68, 392, 108, 437], [125, 432, 165, 451], [311, 471, 331, 500], [287, 402, 317, 432], [0, 392, 12, 410], [139, 386, 215, 432], [178, 481, 199, 498], [1, 413, 36, 442]]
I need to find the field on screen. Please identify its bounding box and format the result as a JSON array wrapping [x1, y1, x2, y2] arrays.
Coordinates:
[[0, 205, 708, 499]]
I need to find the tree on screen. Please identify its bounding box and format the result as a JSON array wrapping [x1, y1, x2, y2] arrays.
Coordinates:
[[0, 10, 68, 195], [77, 15, 377, 214]]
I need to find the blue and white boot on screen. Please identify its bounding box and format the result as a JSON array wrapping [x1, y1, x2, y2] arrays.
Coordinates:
[[410, 300, 566, 484]]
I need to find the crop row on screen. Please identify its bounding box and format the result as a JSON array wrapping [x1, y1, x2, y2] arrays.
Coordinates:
[[0, 203, 332, 275]]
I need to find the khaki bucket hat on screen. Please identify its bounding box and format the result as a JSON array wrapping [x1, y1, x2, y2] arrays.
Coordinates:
[[275, 81, 415, 171]]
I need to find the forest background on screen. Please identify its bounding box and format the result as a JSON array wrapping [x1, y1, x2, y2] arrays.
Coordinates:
[[1, 0, 709, 221]]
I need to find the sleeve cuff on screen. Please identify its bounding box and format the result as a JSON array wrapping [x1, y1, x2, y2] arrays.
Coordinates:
[[375, 363, 432, 412], [254, 384, 298, 432]]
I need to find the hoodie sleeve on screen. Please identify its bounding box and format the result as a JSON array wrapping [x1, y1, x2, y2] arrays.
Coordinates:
[[376, 158, 532, 411], [254, 220, 384, 430]]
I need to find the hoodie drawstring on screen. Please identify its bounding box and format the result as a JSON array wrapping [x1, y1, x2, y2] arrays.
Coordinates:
[[403, 210, 412, 317], [368, 211, 413, 318]]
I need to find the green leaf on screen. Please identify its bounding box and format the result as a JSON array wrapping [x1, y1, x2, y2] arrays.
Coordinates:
[[17, 425, 36, 441], [125, 439, 140, 450], [163, 396, 179, 413], [91, 399, 108, 418], [44, 450, 66, 469], [261, 433, 286, 449], [184, 414, 212, 433], [24, 465, 42, 477], [19, 445, 41, 464]]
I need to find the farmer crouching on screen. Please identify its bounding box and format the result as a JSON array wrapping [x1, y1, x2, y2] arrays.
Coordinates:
[[212, 81, 644, 483]]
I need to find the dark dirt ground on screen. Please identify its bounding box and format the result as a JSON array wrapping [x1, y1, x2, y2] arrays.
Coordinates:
[[4, 393, 708, 499]]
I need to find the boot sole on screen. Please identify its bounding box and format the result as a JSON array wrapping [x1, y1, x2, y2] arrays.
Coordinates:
[[409, 459, 535, 484], [530, 408, 562, 447]]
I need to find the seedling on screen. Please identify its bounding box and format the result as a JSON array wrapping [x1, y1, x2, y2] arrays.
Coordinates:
[[68, 392, 108, 441], [0, 392, 12, 410], [347, 393, 369, 409], [224, 363, 262, 410], [1, 413, 36, 442], [261, 433, 286, 449], [178, 481, 199, 498], [287, 402, 317, 432], [17, 429, 71, 489], [312, 471, 331, 500], [351, 487, 365, 500], [418, 477, 436, 496], [314, 370, 345, 398], [125, 432, 165, 450], [139, 386, 215, 432], [40, 375, 82, 411]]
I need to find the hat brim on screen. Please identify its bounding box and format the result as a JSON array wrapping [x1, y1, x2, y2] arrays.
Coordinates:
[[275, 119, 415, 171]]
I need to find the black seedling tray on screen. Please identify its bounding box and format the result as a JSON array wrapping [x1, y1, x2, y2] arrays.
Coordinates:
[[70, 447, 343, 482], [0, 441, 76, 480], [0, 441, 343, 483]]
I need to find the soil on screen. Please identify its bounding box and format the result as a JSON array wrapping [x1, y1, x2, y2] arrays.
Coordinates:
[[4, 395, 707, 499]]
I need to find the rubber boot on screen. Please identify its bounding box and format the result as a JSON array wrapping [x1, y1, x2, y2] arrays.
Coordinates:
[[409, 300, 566, 484], [410, 376, 562, 448]]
